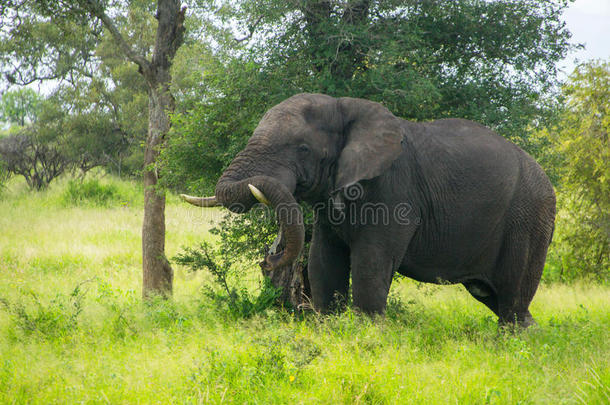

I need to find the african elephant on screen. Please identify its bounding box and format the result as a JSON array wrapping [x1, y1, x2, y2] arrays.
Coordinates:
[[181, 93, 556, 327]]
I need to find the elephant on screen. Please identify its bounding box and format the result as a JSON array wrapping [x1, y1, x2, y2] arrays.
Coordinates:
[[181, 93, 556, 327]]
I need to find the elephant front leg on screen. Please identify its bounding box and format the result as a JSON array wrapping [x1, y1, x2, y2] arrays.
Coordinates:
[[308, 223, 350, 313], [350, 226, 414, 314], [350, 244, 396, 315]]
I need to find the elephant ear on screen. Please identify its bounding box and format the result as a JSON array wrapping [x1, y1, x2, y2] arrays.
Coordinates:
[[335, 97, 405, 192]]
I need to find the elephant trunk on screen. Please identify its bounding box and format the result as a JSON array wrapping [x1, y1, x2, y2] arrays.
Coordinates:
[[214, 169, 304, 270]]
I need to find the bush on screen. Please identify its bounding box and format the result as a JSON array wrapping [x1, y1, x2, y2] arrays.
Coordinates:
[[0, 132, 70, 190], [174, 241, 282, 319], [61, 179, 121, 206], [0, 159, 10, 195], [0, 282, 88, 339]]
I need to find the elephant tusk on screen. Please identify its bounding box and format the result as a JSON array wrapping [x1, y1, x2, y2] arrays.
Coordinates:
[[268, 228, 283, 255], [248, 184, 271, 206], [179, 194, 220, 207]]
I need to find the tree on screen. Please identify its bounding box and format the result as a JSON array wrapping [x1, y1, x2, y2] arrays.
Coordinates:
[[86, 0, 186, 297], [167, 0, 576, 191], [0, 130, 70, 190], [245, 0, 575, 132], [0, 88, 41, 127], [49, 74, 147, 178], [1, 0, 186, 297], [0, 95, 73, 190], [0, 89, 137, 188], [544, 61, 609, 281]]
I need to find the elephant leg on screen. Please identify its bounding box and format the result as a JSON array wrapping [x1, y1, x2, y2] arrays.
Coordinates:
[[349, 219, 416, 314], [350, 240, 405, 315], [308, 223, 350, 313], [494, 221, 551, 328], [494, 232, 532, 327]]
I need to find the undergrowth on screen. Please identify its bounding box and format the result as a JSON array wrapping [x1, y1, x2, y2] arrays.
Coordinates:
[[174, 242, 282, 319], [61, 178, 139, 207], [0, 280, 90, 339]]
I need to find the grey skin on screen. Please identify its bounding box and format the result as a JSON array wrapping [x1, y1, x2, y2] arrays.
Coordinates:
[[182, 93, 556, 327]]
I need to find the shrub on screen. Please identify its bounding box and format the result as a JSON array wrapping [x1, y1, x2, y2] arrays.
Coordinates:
[[0, 282, 88, 339], [174, 241, 282, 319], [0, 132, 70, 190], [61, 179, 123, 207], [0, 159, 10, 195]]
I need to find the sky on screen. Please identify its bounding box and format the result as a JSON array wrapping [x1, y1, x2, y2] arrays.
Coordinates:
[[559, 0, 610, 75]]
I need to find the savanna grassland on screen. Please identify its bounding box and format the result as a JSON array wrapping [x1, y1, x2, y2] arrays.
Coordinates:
[[0, 177, 608, 404]]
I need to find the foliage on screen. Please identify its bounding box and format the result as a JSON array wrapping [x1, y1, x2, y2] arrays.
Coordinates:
[[0, 86, 143, 189], [0, 159, 9, 193], [0, 130, 70, 190], [0, 282, 88, 339], [0, 0, 101, 87], [61, 179, 123, 207], [174, 240, 283, 319], [0, 0, 157, 183], [173, 206, 282, 318], [163, 55, 289, 193], [210, 209, 280, 261], [165, 0, 576, 192], [543, 61, 609, 282], [52, 84, 142, 177], [0, 1, 166, 181], [0, 88, 41, 127]]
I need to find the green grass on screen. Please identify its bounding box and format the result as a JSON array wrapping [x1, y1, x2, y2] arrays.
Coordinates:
[[0, 176, 608, 404]]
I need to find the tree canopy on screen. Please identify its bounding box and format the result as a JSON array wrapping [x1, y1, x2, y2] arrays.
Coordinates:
[[542, 60, 609, 281], [163, 0, 576, 193], [0, 88, 41, 127]]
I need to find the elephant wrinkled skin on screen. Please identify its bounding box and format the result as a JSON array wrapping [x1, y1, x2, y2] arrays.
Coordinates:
[[183, 93, 556, 327]]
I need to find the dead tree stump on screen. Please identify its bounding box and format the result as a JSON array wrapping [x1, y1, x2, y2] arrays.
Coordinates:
[[260, 231, 311, 309]]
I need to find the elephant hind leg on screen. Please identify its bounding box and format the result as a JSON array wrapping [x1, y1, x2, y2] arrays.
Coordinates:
[[494, 220, 552, 328], [494, 235, 536, 327]]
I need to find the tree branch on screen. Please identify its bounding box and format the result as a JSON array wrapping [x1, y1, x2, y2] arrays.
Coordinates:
[[234, 15, 264, 43], [84, 0, 152, 77]]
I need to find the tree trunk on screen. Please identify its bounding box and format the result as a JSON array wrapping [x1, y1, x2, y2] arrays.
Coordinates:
[[142, 87, 174, 298], [264, 259, 311, 310], [140, 0, 185, 298], [262, 234, 311, 309]]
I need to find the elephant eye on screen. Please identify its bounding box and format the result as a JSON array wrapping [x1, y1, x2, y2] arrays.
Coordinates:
[[298, 144, 310, 155]]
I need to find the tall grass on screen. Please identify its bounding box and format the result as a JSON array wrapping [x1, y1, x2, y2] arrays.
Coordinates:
[[0, 176, 608, 404]]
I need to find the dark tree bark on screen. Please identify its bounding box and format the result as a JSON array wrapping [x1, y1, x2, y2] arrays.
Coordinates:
[[262, 238, 311, 310], [85, 0, 186, 298]]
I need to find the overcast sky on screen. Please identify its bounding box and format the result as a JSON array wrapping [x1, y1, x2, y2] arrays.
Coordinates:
[[560, 0, 610, 75]]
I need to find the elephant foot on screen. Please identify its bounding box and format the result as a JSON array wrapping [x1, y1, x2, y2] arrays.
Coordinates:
[[498, 310, 537, 330]]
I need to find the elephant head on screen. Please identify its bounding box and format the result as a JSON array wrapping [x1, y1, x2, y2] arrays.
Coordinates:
[[181, 93, 406, 269]]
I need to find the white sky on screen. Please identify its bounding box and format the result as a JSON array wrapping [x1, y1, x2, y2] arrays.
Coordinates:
[[559, 0, 610, 75]]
